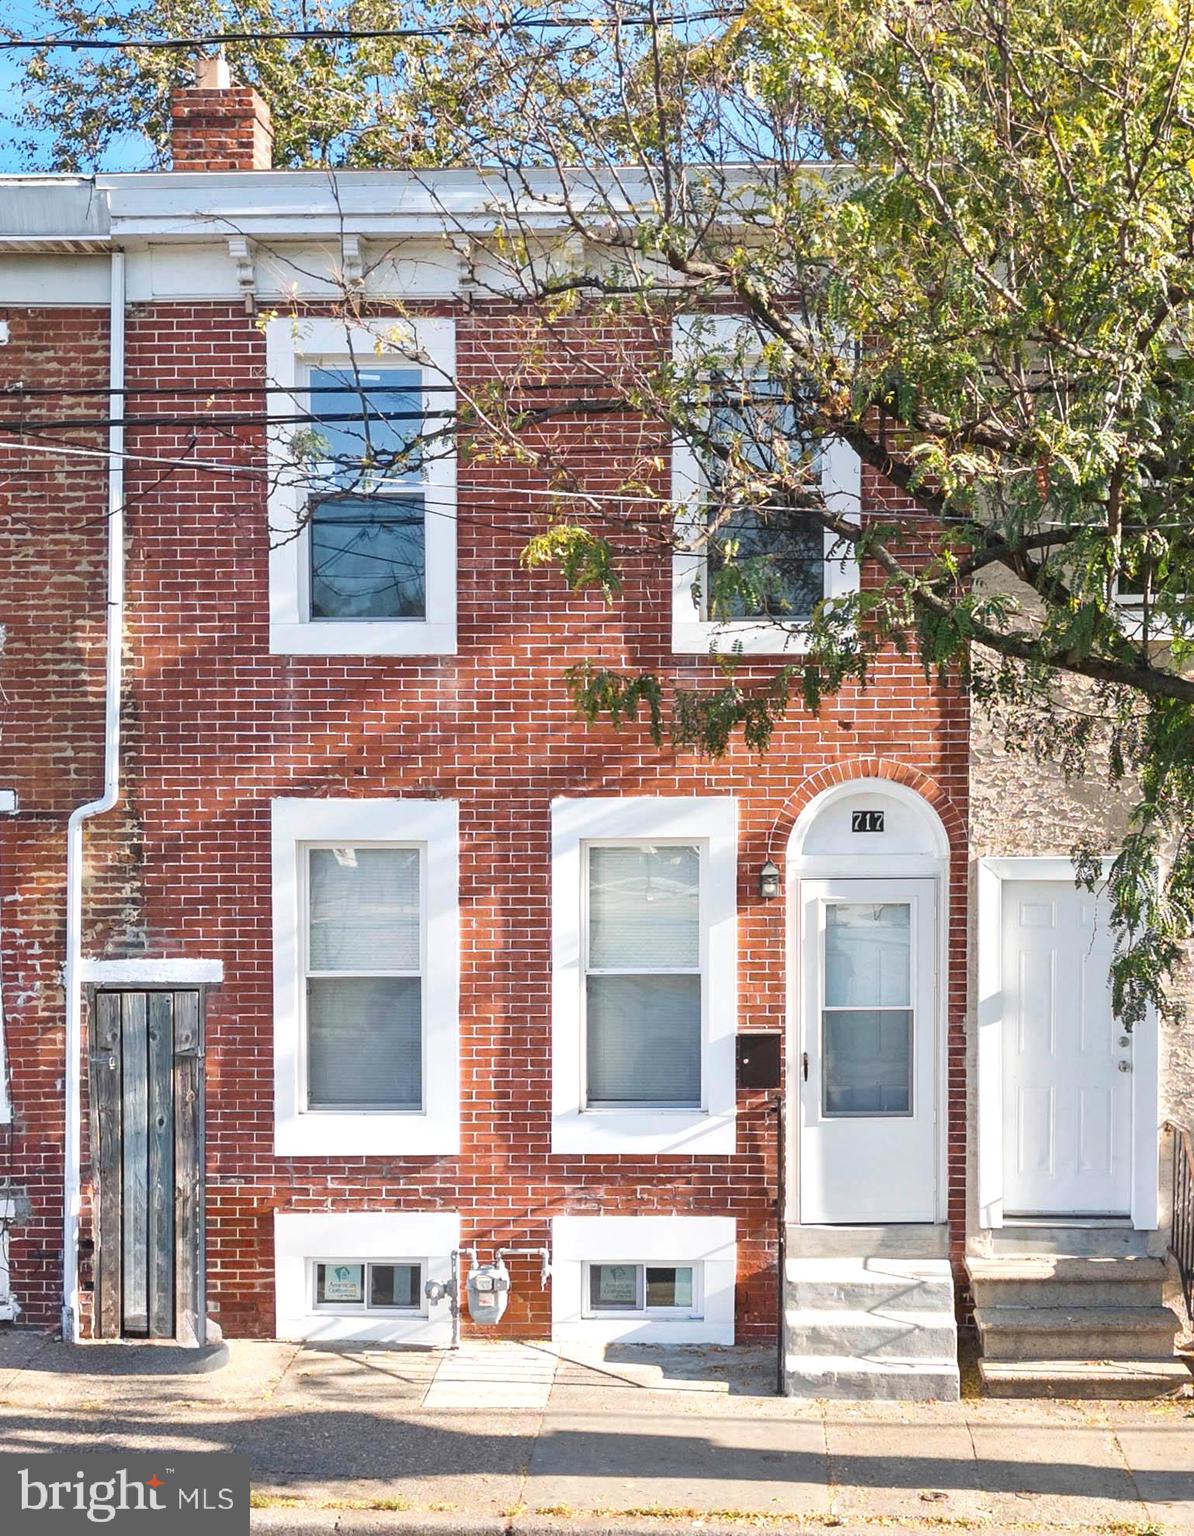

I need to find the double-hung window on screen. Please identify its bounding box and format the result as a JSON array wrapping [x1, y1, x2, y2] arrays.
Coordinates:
[[304, 845, 423, 1111], [273, 798, 459, 1157], [551, 797, 737, 1155], [671, 316, 860, 655], [267, 318, 457, 655], [584, 843, 702, 1108]]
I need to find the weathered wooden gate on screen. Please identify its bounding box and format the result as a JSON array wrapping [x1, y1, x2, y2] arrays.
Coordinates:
[[89, 989, 205, 1343]]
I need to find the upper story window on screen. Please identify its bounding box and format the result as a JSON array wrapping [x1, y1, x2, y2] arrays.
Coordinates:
[[671, 317, 861, 655], [306, 366, 425, 622], [266, 318, 456, 656], [585, 843, 702, 1108]]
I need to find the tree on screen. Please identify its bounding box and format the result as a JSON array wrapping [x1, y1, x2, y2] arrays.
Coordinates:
[[9, 0, 501, 169], [15, 0, 1194, 1020]]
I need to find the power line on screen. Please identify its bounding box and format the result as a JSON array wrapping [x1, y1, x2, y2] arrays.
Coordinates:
[[0, 13, 741, 51]]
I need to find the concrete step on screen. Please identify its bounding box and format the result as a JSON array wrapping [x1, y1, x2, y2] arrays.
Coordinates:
[[989, 1223, 1154, 1258], [785, 1354, 960, 1402], [974, 1305, 1179, 1362], [979, 1356, 1192, 1400], [786, 1256, 955, 1310], [966, 1256, 1167, 1310], [785, 1307, 957, 1360], [787, 1224, 948, 1258]]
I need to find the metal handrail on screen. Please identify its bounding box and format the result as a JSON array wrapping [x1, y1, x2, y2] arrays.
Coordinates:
[[1163, 1119, 1194, 1323]]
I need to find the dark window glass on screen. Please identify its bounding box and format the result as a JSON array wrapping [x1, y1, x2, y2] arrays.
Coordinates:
[[646, 1266, 694, 1309], [309, 496, 425, 620], [702, 372, 823, 620], [705, 506, 823, 619], [308, 366, 422, 487], [369, 1263, 421, 1309]]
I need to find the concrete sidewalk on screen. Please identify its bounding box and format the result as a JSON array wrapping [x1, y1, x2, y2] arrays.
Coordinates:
[[0, 1332, 1190, 1536]]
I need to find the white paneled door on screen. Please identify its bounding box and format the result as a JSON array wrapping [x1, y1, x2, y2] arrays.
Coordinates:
[[798, 879, 939, 1223], [1001, 880, 1132, 1216]]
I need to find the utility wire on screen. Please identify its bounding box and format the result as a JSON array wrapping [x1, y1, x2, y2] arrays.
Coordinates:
[[0, 13, 741, 50]]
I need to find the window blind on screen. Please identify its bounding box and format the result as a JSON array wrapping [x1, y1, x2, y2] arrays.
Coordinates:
[[585, 843, 702, 1106]]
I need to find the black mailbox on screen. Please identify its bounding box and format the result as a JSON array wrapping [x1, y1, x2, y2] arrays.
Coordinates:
[[736, 1031, 782, 1090]]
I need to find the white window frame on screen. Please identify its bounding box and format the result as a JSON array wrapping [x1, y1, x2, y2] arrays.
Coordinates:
[[275, 1210, 458, 1344], [266, 316, 457, 655], [582, 839, 704, 1110], [670, 315, 861, 656], [552, 1216, 735, 1344], [272, 798, 459, 1156], [310, 1258, 424, 1315], [551, 797, 737, 1154], [581, 1261, 704, 1319], [302, 842, 425, 1114]]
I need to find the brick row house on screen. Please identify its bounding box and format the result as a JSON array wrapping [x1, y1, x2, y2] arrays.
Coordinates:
[[0, 68, 1187, 1399]]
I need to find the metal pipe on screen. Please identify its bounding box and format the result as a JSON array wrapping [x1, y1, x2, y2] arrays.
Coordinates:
[[449, 1247, 477, 1349], [494, 1245, 552, 1288], [61, 250, 126, 1343]]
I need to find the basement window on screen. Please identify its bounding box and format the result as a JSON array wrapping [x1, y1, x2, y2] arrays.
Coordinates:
[[312, 1260, 423, 1313], [584, 1263, 703, 1318]]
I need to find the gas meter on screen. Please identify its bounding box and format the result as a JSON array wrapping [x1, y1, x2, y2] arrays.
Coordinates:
[[465, 1257, 510, 1325]]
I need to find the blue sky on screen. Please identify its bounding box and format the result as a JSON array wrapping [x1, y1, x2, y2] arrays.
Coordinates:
[[0, 0, 149, 172]]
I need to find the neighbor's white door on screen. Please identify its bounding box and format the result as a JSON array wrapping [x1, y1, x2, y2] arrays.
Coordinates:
[[1001, 880, 1132, 1216], [798, 879, 938, 1223]]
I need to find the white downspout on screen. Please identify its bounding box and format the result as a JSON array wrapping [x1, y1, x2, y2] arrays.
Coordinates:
[[62, 250, 125, 1342]]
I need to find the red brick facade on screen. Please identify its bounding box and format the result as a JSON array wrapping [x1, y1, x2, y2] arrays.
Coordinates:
[[169, 87, 274, 172], [0, 295, 969, 1341]]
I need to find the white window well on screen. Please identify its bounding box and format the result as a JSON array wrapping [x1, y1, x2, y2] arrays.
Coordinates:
[[266, 316, 456, 655], [276, 1210, 458, 1344], [671, 315, 860, 656], [552, 798, 737, 1154], [553, 1215, 735, 1344], [272, 798, 459, 1156]]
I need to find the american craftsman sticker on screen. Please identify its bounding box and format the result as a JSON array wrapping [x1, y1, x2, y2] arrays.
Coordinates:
[[320, 1264, 364, 1303]]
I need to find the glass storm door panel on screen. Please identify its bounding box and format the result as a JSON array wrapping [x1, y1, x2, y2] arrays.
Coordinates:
[[798, 879, 939, 1223], [1000, 880, 1132, 1216]]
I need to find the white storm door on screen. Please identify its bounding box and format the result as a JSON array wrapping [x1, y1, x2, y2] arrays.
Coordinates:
[[798, 879, 938, 1223], [1002, 880, 1132, 1216]]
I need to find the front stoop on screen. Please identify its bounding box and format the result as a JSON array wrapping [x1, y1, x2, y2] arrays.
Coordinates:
[[784, 1254, 960, 1401], [967, 1254, 1193, 1399]]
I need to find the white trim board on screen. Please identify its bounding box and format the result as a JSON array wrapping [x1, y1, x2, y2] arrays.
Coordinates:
[[271, 797, 460, 1156], [550, 796, 738, 1155], [551, 1215, 736, 1345], [80, 958, 225, 985], [274, 1209, 458, 1344], [975, 855, 1158, 1231]]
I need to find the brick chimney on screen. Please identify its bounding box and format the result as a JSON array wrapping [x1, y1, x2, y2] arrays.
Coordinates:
[[170, 52, 274, 171]]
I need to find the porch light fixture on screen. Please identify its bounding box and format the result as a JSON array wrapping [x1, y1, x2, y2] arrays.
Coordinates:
[[758, 859, 781, 900]]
